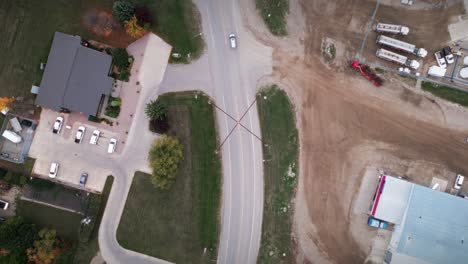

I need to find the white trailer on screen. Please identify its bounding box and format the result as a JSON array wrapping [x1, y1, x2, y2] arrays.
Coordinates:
[[427, 66, 447, 77], [376, 49, 420, 69], [2, 130, 21, 143], [9, 117, 22, 133], [376, 35, 427, 58], [375, 23, 409, 35]]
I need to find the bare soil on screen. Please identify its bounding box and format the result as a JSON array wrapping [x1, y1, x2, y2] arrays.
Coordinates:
[[243, 0, 468, 263], [81, 7, 135, 48]]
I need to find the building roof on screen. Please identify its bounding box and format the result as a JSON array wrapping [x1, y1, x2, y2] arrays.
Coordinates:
[[372, 175, 413, 224], [393, 184, 468, 264], [36, 32, 113, 116]]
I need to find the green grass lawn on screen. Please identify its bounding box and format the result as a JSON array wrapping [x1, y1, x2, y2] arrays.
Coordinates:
[[16, 199, 83, 241], [117, 92, 221, 263], [257, 85, 298, 263], [421, 81, 468, 107], [0, 0, 113, 100], [73, 176, 114, 264], [256, 0, 289, 36], [0, 0, 202, 103], [133, 0, 204, 63]]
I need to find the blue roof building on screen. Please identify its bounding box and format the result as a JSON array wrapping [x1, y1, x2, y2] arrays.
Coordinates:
[[384, 179, 468, 264]]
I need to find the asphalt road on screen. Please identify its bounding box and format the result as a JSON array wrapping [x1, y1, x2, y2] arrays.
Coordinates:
[[97, 0, 272, 263], [161, 0, 272, 263]]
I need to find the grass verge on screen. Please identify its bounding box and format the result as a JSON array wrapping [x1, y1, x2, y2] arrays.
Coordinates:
[[257, 85, 298, 263], [73, 176, 114, 264], [421, 81, 468, 107], [16, 199, 83, 241], [256, 0, 289, 36], [117, 92, 221, 263], [134, 0, 204, 63]]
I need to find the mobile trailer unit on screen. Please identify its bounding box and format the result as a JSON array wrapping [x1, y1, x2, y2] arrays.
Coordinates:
[[376, 49, 420, 70], [374, 23, 409, 35], [376, 35, 427, 58]]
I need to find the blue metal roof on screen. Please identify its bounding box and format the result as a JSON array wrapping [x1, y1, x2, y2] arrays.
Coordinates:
[[396, 185, 468, 264]]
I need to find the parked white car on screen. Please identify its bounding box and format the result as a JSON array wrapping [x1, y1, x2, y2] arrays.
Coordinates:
[[454, 174, 464, 190], [52, 117, 64, 134], [434, 51, 446, 69], [75, 126, 86, 144], [90, 130, 100, 145], [108, 138, 117, 153], [49, 162, 59, 178]]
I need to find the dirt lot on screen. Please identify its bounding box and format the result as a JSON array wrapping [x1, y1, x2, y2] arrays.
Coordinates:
[[243, 0, 468, 263]]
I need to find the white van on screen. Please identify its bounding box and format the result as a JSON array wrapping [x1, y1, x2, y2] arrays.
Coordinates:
[[229, 34, 237, 49]]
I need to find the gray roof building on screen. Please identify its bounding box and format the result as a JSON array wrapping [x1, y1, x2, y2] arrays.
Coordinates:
[[373, 175, 468, 264], [36, 32, 113, 116]]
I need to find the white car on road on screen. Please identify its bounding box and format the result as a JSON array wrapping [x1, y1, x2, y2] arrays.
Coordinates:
[[52, 117, 64, 134], [90, 130, 101, 145], [49, 162, 59, 178], [229, 33, 237, 49], [75, 126, 86, 144]]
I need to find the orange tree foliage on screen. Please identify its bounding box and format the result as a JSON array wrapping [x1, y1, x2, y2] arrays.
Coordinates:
[[124, 15, 147, 38], [0, 97, 13, 110], [26, 229, 61, 264]]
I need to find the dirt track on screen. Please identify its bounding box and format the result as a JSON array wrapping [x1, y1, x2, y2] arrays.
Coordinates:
[[244, 0, 468, 263]]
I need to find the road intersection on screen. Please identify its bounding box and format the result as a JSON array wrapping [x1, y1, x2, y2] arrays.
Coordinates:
[[98, 0, 272, 263]]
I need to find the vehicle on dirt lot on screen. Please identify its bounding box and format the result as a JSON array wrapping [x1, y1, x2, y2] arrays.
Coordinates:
[[376, 48, 420, 70], [75, 126, 86, 144], [435, 51, 447, 69], [454, 174, 464, 190], [80, 172, 88, 187], [376, 35, 427, 58], [49, 162, 59, 178], [350, 61, 384, 87], [229, 34, 237, 49], [90, 130, 100, 145], [52, 117, 64, 134], [0, 199, 9, 210], [108, 138, 117, 154], [374, 23, 409, 35], [367, 217, 388, 229], [442, 47, 454, 64]]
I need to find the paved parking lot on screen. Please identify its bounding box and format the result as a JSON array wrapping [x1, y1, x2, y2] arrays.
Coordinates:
[[29, 109, 121, 193]]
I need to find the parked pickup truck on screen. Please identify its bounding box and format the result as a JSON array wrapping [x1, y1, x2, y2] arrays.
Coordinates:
[[368, 217, 388, 229]]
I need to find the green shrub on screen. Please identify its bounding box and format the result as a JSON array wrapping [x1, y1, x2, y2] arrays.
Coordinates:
[[88, 115, 101, 123], [111, 48, 131, 70], [145, 100, 167, 120], [149, 135, 183, 190], [112, 0, 135, 23]]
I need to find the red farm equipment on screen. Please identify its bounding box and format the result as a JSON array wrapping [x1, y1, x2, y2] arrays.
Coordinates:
[[351, 61, 384, 87]]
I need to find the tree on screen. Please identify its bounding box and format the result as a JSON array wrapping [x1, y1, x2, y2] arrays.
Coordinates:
[[0, 97, 13, 111], [145, 100, 167, 120], [149, 135, 183, 190], [112, 0, 134, 23], [0, 216, 38, 259], [124, 15, 147, 38], [27, 229, 60, 264]]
